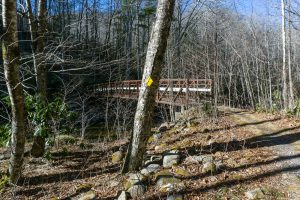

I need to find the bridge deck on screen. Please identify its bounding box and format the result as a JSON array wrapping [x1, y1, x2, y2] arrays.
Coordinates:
[[93, 79, 212, 105]]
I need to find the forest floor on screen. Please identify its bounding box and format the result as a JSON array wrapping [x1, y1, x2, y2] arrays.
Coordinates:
[[1, 107, 300, 199]]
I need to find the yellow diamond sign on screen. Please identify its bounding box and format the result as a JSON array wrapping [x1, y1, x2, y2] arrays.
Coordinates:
[[146, 77, 153, 87]]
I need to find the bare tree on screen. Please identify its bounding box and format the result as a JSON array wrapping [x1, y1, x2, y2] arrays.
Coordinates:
[[2, 0, 26, 184], [30, 0, 48, 157], [122, 0, 175, 173], [287, 0, 294, 110], [281, 0, 288, 110]]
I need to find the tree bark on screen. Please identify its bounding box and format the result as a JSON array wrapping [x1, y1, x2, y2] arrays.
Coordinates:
[[287, 0, 294, 110], [31, 0, 48, 157], [2, 0, 26, 184], [122, 0, 175, 173], [281, 0, 288, 110]]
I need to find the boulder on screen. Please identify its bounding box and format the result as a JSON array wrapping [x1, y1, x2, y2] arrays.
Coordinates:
[[150, 155, 163, 162], [78, 190, 96, 200], [128, 185, 146, 199], [202, 162, 217, 174], [167, 194, 184, 200], [156, 171, 180, 186], [123, 172, 146, 190], [163, 150, 181, 168], [117, 191, 128, 200], [244, 188, 264, 199], [141, 164, 161, 176], [159, 182, 185, 193], [144, 155, 162, 167], [112, 151, 124, 164]]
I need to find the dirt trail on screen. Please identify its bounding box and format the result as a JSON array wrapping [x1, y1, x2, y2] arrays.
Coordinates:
[[222, 107, 300, 199]]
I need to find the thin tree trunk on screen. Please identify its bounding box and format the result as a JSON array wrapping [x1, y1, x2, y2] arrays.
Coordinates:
[[122, 0, 175, 173], [31, 0, 48, 157], [281, 0, 288, 110], [2, 0, 26, 184], [287, 0, 294, 110]]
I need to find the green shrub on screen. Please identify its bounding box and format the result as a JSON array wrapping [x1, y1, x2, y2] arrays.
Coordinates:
[[202, 102, 213, 116], [0, 124, 11, 147], [25, 94, 77, 138], [287, 98, 300, 117], [0, 174, 9, 194]]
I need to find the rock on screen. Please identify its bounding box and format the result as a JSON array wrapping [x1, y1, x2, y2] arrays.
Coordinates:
[[117, 191, 128, 200], [151, 155, 163, 162], [153, 170, 184, 193], [202, 162, 217, 174], [155, 171, 181, 189], [140, 168, 150, 177], [147, 164, 161, 172], [244, 188, 264, 199], [78, 190, 96, 200], [159, 182, 185, 193], [144, 155, 162, 166], [124, 172, 146, 190], [158, 122, 169, 132], [141, 164, 161, 176], [128, 185, 146, 199], [167, 194, 184, 200], [163, 150, 181, 168], [128, 172, 146, 183], [112, 151, 124, 164]]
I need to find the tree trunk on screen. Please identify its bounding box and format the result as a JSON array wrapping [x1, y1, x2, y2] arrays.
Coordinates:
[[122, 0, 175, 173], [31, 0, 48, 157], [2, 0, 26, 184], [287, 0, 294, 110], [281, 0, 288, 110]]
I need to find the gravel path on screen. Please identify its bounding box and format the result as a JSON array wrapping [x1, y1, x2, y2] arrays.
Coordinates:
[[226, 108, 300, 199]]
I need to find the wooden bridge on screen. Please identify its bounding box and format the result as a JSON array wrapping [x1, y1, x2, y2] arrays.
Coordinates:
[[93, 79, 212, 106]]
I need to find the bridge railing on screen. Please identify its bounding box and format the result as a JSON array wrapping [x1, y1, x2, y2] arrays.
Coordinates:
[[94, 79, 212, 105]]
